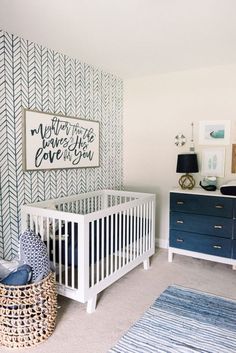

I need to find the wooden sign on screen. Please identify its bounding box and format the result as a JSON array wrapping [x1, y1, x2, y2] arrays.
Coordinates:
[[23, 109, 99, 171]]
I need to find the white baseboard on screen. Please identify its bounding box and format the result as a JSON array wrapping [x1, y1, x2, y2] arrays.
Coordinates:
[[155, 238, 168, 249]]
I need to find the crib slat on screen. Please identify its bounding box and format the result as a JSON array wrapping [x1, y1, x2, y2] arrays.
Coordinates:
[[142, 205, 144, 254], [133, 206, 137, 259], [142, 204, 144, 253], [52, 218, 56, 269], [122, 210, 126, 266], [149, 202, 153, 249], [145, 203, 148, 251], [40, 216, 43, 240], [88, 198, 90, 214], [94, 197, 97, 212], [59, 219, 62, 285], [91, 222, 95, 287], [126, 208, 129, 263], [35, 216, 39, 237], [30, 215, 33, 231], [65, 221, 68, 287], [118, 211, 122, 269], [96, 219, 99, 284], [101, 217, 104, 281], [144, 203, 146, 252], [71, 221, 75, 289], [151, 200, 155, 249], [46, 217, 50, 254], [114, 212, 118, 272], [77, 221, 80, 290], [148, 201, 151, 250], [106, 216, 109, 277], [137, 205, 140, 257], [140, 204, 143, 255], [130, 208, 133, 262], [110, 214, 114, 274], [146, 202, 148, 250]]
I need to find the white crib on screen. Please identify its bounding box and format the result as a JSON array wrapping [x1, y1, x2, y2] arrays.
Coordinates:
[[21, 190, 156, 313]]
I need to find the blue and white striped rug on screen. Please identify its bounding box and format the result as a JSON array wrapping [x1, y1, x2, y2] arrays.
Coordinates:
[[108, 285, 236, 353]]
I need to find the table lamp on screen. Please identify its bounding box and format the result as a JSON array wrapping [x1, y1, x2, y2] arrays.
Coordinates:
[[176, 153, 199, 189]]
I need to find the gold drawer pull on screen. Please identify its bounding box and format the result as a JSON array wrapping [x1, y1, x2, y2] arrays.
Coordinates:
[[177, 220, 184, 224], [213, 245, 222, 249], [177, 201, 184, 205], [176, 238, 184, 243], [215, 205, 224, 209], [214, 225, 223, 229]]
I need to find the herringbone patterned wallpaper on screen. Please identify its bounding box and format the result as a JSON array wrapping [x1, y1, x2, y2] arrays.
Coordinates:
[[0, 30, 123, 259]]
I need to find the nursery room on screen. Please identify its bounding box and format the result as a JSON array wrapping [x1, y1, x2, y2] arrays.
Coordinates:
[[1, 0, 236, 352]]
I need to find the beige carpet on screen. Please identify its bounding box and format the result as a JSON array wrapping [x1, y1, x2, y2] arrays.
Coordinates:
[[1, 249, 236, 353]]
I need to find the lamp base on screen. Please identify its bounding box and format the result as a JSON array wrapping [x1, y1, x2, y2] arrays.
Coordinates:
[[179, 173, 195, 190]]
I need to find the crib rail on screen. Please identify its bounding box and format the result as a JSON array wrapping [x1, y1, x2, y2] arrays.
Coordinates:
[[21, 190, 155, 309]]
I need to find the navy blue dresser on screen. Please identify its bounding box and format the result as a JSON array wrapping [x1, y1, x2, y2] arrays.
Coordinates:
[[169, 189, 236, 269]]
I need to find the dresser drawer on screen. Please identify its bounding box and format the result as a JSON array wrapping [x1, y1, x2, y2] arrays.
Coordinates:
[[170, 212, 233, 238], [170, 193, 233, 218], [232, 240, 236, 259], [233, 220, 236, 240], [169, 230, 232, 258]]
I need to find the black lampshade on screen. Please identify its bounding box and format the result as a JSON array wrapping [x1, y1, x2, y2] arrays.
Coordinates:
[[176, 153, 199, 173]]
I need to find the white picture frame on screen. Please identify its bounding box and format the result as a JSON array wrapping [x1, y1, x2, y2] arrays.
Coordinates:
[[199, 120, 231, 145], [23, 109, 100, 171], [201, 147, 225, 177]]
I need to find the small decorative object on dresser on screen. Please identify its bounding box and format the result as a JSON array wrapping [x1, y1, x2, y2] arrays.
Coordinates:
[[169, 188, 236, 270], [199, 176, 217, 191], [220, 181, 236, 196]]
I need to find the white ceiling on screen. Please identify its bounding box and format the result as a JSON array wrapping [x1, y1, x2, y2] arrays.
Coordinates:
[[1, 0, 236, 78]]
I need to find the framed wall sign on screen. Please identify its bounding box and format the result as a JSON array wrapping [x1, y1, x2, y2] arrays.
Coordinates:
[[23, 109, 100, 171]]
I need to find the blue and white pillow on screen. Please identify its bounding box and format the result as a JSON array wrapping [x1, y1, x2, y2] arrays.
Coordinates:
[[0, 258, 20, 281], [19, 229, 50, 282], [0, 264, 32, 286]]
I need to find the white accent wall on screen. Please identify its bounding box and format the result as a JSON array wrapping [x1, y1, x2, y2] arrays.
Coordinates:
[[124, 64, 236, 247]]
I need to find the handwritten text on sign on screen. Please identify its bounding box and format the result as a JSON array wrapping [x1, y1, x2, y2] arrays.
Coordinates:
[[23, 110, 99, 170]]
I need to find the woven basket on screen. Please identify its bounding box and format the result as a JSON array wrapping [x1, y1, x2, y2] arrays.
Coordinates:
[[0, 271, 57, 349]]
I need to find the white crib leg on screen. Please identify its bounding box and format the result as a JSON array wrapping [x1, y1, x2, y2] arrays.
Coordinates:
[[232, 265, 236, 271], [143, 258, 150, 270], [87, 295, 97, 313]]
